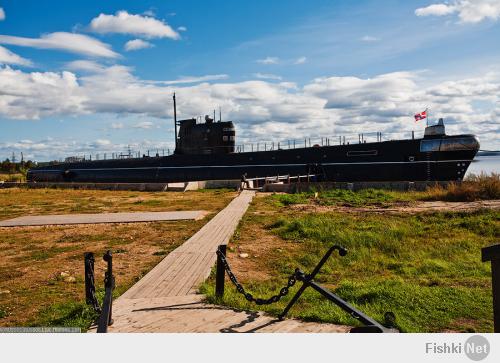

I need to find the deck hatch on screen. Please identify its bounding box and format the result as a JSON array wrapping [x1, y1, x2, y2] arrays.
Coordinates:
[[347, 150, 378, 157]]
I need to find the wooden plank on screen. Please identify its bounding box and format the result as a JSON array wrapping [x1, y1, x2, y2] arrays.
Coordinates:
[[172, 252, 214, 296], [154, 253, 206, 297], [141, 252, 198, 298]]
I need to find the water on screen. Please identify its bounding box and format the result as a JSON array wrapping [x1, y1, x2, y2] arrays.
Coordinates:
[[466, 155, 500, 176]]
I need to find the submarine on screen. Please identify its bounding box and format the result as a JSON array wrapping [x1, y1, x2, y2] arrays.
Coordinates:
[[27, 95, 480, 183]]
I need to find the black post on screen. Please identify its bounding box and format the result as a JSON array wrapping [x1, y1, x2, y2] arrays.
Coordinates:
[[216, 245, 227, 298], [482, 244, 500, 333], [173, 92, 178, 149], [84, 252, 95, 306], [97, 250, 114, 332], [104, 250, 114, 326]]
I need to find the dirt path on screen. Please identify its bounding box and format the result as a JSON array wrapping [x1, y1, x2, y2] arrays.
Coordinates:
[[290, 199, 500, 214], [0, 210, 206, 227]]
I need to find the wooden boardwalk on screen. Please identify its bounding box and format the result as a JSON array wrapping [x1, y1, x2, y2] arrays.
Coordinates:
[[101, 190, 349, 333]]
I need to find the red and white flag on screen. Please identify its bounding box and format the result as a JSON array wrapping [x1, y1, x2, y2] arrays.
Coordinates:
[[414, 109, 427, 122]]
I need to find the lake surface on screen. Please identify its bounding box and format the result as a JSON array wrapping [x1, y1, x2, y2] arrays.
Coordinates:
[[466, 155, 500, 176]]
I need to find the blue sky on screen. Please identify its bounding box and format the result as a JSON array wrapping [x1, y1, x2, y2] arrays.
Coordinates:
[[0, 0, 499, 160]]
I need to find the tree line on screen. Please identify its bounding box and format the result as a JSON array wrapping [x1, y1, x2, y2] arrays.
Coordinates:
[[1, 159, 35, 174]]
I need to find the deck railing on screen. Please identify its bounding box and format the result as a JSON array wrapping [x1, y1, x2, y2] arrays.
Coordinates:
[[42, 129, 425, 166]]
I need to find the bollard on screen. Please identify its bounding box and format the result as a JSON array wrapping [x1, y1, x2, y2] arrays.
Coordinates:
[[216, 245, 227, 298], [482, 244, 500, 332]]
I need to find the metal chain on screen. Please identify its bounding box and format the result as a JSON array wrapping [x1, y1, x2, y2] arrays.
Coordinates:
[[216, 249, 297, 305], [85, 267, 101, 314]]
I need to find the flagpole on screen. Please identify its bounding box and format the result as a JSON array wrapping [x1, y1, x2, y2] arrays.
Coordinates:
[[426, 108, 429, 127]]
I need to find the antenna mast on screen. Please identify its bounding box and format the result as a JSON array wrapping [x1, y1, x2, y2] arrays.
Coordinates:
[[173, 93, 178, 148]]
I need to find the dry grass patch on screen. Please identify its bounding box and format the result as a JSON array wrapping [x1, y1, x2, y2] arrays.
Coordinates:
[[0, 188, 236, 328], [422, 173, 500, 202], [0, 188, 236, 219], [0, 173, 24, 182]]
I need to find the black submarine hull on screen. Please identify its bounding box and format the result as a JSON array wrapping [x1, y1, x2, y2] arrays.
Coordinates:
[[27, 135, 479, 183]]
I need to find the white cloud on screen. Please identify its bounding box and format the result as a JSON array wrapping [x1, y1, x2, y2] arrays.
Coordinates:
[[89, 10, 180, 39], [91, 139, 112, 147], [294, 56, 307, 64], [0, 45, 32, 66], [257, 56, 279, 64], [305, 72, 417, 110], [0, 66, 83, 119], [134, 121, 154, 129], [0, 32, 119, 58], [110, 122, 124, 129], [0, 7, 5, 21], [65, 60, 105, 72], [124, 39, 154, 51], [253, 73, 282, 80], [177, 26, 187, 32], [0, 64, 499, 152], [0, 137, 175, 161], [360, 35, 380, 42], [151, 74, 229, 85], [415, 4, 456, 17], [415, 0, 500, 23]]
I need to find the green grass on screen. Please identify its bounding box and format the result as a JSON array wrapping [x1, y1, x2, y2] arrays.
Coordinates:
[[203, 207, 499, 332], [31, 288, 114, 330], [31, 284, 130, 331], [270, 174, 500, 207], [33, 300, 99, 330], [271, 188, 411, 207]]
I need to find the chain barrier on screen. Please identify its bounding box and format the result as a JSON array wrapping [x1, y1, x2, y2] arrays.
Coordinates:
[[216, 249, 297, 305], [217, 244, 392, 332], [84, 251, 115, 333], [84, 252, 101, 314], [86, 269, 101, 314]]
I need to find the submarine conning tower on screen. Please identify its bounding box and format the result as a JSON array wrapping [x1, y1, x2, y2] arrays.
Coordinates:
[[175, 115, 236, 155], [423, 117, 446, 138]]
